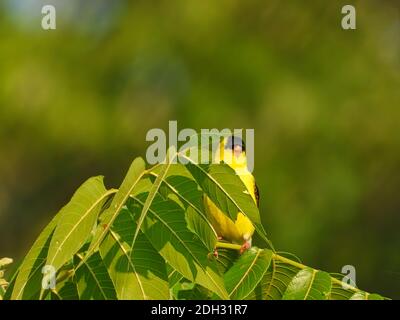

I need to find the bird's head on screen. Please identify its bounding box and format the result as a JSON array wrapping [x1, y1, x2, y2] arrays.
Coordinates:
[[216, 135, 248, 169]]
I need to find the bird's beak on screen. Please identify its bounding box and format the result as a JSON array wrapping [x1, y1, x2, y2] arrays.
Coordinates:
[[234, 145, 242, 158]]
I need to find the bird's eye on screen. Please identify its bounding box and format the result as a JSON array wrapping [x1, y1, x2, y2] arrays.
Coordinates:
[[224, 136, 246, 152]]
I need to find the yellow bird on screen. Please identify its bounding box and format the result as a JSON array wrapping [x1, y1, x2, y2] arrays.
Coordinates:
[[204, 135, 259, 254]]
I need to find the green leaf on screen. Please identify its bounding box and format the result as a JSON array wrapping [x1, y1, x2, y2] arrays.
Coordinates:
[[11, 216, 59, 300], [176, 283, 211, 300], [247, 259, 300, 300], [99, 207, 169, 300], [185, 161, 273, 249], [132, 156, 173, 247], [74, 252, 117, 300], [128, 194, 229, 299], [329, 279, 356, 300], [52, 280, 79, 300], [224, 248, 272, 300], [85, 157, 146, 262], [2, 264, 19, 300], [185, 206, 217, 252], [46, 176, 113, 272], [150, 165, 218, 251], [167, 265, 183, 288], [282, 268, 332, 300], [215, 248, 239, 274], [350, 292, 385, 300], [143, 165, 218, 251]]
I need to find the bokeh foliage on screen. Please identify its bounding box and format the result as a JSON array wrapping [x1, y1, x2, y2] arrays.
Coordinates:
[[0, 0, 399, 297]]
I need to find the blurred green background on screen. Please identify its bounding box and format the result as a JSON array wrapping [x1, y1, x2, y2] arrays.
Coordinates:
[[0, 0, 399, 298]]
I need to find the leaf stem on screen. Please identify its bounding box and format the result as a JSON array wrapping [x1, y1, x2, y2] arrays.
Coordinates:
[[216, 242, 242, 250]]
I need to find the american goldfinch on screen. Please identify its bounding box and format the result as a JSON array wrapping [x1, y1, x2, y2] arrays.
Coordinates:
[[204, 135, 258, 254]]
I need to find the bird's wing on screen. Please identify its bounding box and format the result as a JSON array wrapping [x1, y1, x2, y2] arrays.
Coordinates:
[[255, 183, 260, 208]]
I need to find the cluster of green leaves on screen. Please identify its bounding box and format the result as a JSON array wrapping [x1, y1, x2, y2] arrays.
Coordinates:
[[3, 152, 385, 300]]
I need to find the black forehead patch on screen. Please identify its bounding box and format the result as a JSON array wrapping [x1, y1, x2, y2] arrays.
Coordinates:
[[224, 136, 246, 151]]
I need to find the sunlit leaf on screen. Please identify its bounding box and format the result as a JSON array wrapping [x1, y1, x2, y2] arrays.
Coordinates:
[[215, 248, 239, 275], [282, 268, 331, 300], [11, 216, 59, 300], [176, 283, 211, 300], [150, 165, 218, 251], [167, 264, 183, 288], [99, 207, 169, 300], [185, 206, 217, 252], [128, 194, 229, 299], [46, 176, 113, 272], [74, 252, 117, 300], [132, 155, 173, 247], [247, 259, 300, 300], [350, 292, 384, 300], [329, 279, 355, 300], [224, 248, 272, 300], [86, 157, 146, 261], [51, 280, 79, 300]]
